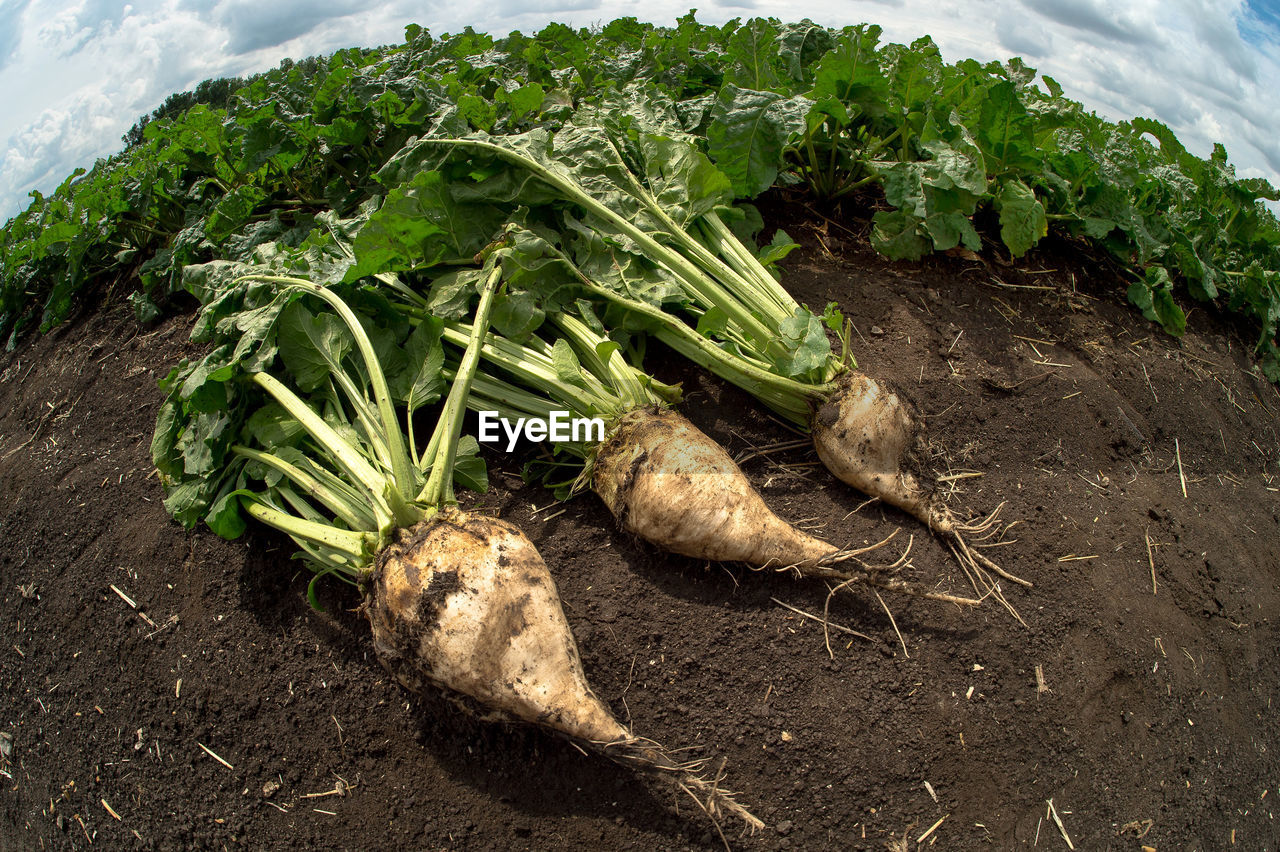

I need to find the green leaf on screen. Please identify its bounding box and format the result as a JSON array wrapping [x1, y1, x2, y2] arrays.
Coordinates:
[[179, 343, 237, 402], [757, 229, 801, 270], [457, 93, 498, 132], [388, 316, 446, 413], [162, 479, 212, 529], [707, 86, 811, 198], [348, 171, 505, 278], [594, 339, 622, 364], [976, 81, 1039, 173], [1151, 285, 1187, 337], [870, 210, 930, 261], [491, 289, 545, 341], [277, 301, 354, 392], [805, 96, 850, 131], [1131, 117, 1188, 163], [205, 184, 268, 243], [568, 221, 685, 307], [877, 118, 986, 255], [451, 435, 488, 493], [725, 18, 782, 92], [1172, 236, 1218, 301], [551, 337, 589, 388], [811, 24, 889, 119], [995, 177, 1048, 257], [918, 116, 987, 196], [638, 132, 735, 226], [306, 569, 335, 612], [923, 210, 981, 253], [1262, 348, 1280, 383], [776, 20, 834, 84], [426, 268, 483, 319], [1127, 266, 1186, 336], [821, 301, 845, 333], [773, 307, 832, 377], [177, 409, 232, 477], [497, 82, 545, 121], [205, 484, 251, 539], [242, 402, 307, 448], [883, 36, 943, 124], [129, 291, 161, 324], [696, 306, 730, 338]]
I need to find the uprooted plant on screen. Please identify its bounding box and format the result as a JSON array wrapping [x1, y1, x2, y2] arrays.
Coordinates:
[[377, 121, 1026, 609], [151, 255, 763, 835], [364, 226, 981, 609]]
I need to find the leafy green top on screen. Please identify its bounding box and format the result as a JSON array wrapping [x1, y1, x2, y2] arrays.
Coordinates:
[[3, 13, 1277, 378]]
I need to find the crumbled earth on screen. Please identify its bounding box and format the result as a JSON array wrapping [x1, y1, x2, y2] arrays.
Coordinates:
[[2, 199, 1278, 850]]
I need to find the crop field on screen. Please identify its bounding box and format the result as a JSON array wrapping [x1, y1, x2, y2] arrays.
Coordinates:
[[2, 15, 1279, 850]]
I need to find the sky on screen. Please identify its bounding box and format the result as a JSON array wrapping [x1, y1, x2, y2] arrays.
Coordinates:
[[1, 0, 1279, 223]]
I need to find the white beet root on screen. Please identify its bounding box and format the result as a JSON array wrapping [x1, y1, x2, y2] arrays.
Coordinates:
[[593, 407, 836, 569], [811, 372, 1033, 608], [811, 372, 937, 522], [367, 510, 627, 741], [364, 509, 764, 831]]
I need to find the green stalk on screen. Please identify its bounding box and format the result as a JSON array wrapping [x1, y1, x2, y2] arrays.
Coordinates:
[[548, 313, 651, 411], [463, 371, 564, 422], [828, 171, 884, 201], [417, 265, 503, 507], [430, 138, 778, 347], [231, 445, 369, 531], [236, 274, 419, 508], [293, 540, 358, 571], [326, 372, 393, 471], [607, 147, 793, 330], [251, 372, 402, 533], [651, 326, 819, 426], [864, 125, 903, 162], [277, 484, 330, 525], [699, 211, 799, 320], [242, 497, 375, 569], [802, 131, 830, 197], [694, 219, 778, 316], [436, 321, 620, 418], [291, 453, 382, 529], [546, 244, 829, 418]]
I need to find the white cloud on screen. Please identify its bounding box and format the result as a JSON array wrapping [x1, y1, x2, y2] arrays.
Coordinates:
[[2, 0, 1279, 222], [1021, 0, 1157, 45], [996, 17, 1053, 60], [0, 0, 34, 72], [212, 0, 366, 55]]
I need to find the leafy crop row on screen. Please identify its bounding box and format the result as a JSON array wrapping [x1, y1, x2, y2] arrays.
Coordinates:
[[2, 14, 1277, 377]]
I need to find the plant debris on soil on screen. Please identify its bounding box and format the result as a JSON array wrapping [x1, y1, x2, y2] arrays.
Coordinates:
[[2, 200, 1278, 850]]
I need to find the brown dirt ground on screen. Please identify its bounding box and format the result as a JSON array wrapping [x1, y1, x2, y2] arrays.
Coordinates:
[[2, 200, 1279, 851]]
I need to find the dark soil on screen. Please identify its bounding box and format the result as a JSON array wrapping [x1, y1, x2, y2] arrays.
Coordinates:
[[2, 201, 1279, 851]]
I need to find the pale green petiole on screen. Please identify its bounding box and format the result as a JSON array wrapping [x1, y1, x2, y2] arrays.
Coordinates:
[[416, 264, 503, 507], [429, 137, 780, 350], [235, 274, 421, 521], [250, 371, 407, 534], [231, 444, 371, 531], [242, 498, 376, 562]]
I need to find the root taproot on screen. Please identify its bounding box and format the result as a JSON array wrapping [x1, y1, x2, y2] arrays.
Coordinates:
[[812, 372, 932, 517], [593, 407, 835, 569], [811, 372, 1032, 610], [364, 509, 762, 832]]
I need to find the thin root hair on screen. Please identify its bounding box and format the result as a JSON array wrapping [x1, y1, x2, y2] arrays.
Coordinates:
[[602, 739, 765, 840], [946, 538, 1029, 627], [793, 535, 985, 608]]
